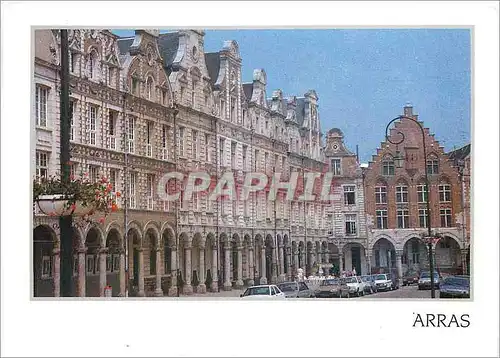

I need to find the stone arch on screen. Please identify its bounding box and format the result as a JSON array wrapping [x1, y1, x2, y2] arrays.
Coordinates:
[[84, 225, 105, 297], [143, 221, 160, 244], [370, 236, 397, 275], [191, 232, 205, 290], [401, 236, 425, 274], [105, 221, 123, 243], [71, 224, 85, 249], [127, 224, 143, 291], [144, 225, 160, 280], [342, 242, 367, 276], [160, 222, 175, 241], [435, 235, 463, 275], [203, 232, 216, 291], [161, 225, 175, 277], [33, 224, 58, 297], [375, 177, 388, 187], [105, 228, 122, 296], [127, 221, 143, 247], [370, 235, 398, 250], [84, 224, 106, 248]]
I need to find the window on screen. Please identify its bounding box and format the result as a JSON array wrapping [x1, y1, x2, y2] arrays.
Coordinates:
[[162, 89, 168, 105], [395, 185, 408, 203], [427, 158, 439, 175], [89, 105, 98, 145], [41, 256, 52, 278], [375, 186, 387, 204], [127, 116, 135, 153], [86, 255, 95, 275], [343, 185, 356, 205], [440, 208, 452, 227], [382, 157, 395, 176], [146, 122, 153, 157], [106, 254, 112, 272], [345, 214, 356, 235], [230, 97, 236, 122], [411, 241, 420, 264], [147, 77, 154, 101], [129, 172, 137, 209], [89, 51, 97, 79], [233, 199, 238, 217], [242, 145, 248, 170], [147, 174, 154, 210], [331, 159, 341, 175], [108, 67, 114, 87], [70, 163, 78, 179], [397, 209, 409, 228], [70, 52, 77, 73], [219, 138, 225, 166], [192, 82, 196, 108], [418, 208, 428, 228], [376, 210, 388, 229], [192, 130, 198, 160], [89, 165, 99, 183], [220, 99, 225, 117], [193, 192, 199, 211], [113, 254, 120, 272], [35, 85, 48, 127], [109, 169, 117, 193], [205, 134, 210, 162], [36, 151, 48, 178], [162, 125, 169, 160], [108, 110, 116, 149], [417, 184, 428, 203], [179, 127, 185, 157], [132, 78, 139, 95], [439, 184, 451, 202], [264, 153, 269, 172], [69, 100, 75, 141], [231, 142, 237, 168]]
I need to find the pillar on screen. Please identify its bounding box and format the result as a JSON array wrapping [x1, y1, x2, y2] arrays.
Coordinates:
[[271, 244, 278, 284], [396, 250, 403, 287], [323, 248, 329, 265], [137, 248, 145, 297], [168, 247, 178, 296], [247, 245, 255, 286], [236, 244, 244, 288], [244, 246, 250, 284], [183, 240, 193, 295], [278, 245, 285, 282], [339, 252, 344, 273], [211, 244, 218, 292], [293, 248, 299, 278], [461, 249, 468, 275], [224, 245, 232, 290], [197, 240, 206, 293], [154, 248, 163, 296], [119, 248, 126, 297], [287, 246, 293, 280], [260, 246, 267, 284], [99, 248, 107, 297], [52, 247, 60, 297], [366, 250, 372, 276], [77, 247, 86, 297]]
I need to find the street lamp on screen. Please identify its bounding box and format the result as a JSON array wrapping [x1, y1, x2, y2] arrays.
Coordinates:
[[385, 115, 437, 298]]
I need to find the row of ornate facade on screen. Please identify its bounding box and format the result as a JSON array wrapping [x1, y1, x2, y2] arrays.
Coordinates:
[[33, 29, 471, 297]]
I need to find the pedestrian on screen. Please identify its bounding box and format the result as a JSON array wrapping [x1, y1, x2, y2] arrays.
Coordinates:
[[353, 267, 357, 276]]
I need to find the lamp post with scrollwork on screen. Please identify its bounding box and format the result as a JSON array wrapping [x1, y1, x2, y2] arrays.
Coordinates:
[[385, 115, 437, 298]]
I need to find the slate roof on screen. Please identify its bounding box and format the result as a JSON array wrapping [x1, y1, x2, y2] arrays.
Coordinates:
[[242, 83, 253, 102], [295, 98, 306, 126], [117, 37, 134, 55], [446, 144, 471, 162], [157, 32, 181, 69], [204, 52, 221, 85]]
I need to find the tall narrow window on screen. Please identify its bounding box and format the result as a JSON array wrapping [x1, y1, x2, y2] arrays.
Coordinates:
[[132, 78, 139, 96], [147, 174, 154, 210], [439, 184, 451, 202], [191, 81, 196, 108], [376, 210, 388, 229], [343, 185, 356, 205], [230, 97, 236, 122], [127, 117, 135, 153], [108, 110, 116, 150], [375, 186, 387, 204], [418, 208, 428, 228], [146, 122, 153, 157], [417, 184, 428, 203], [345, 214, 357, 235], [36, 151, 48, 178], [147, 77, 154, 101], [108, 67, 114, 87], [411, 241, 420, 264], [220, 99, 225, 118], [129, 172, 137, 209], [219, 138, 225, 166], [192, 130, 198, 160], [427, 157, 439, 174], [89, 51, 98, 79], [382, 157, 395, 175], [109, 169, 117, 193], [233, 199, 238, 217], [331, 159, 341, 175], [35, 85, 48, 127], [89, 165, 99, 183], [242, 145, 248, 171], [397, 209, 410, 228], [231, 142, 237, 168], [178, 127, 185, 157], [69, 100, 75, 141], [162, 125, 169, 160], [69, 52, 76, 73], [395, 185, 408, 203], [89, 105, 98, 146], [162, 89, 168, 106], [264, 152, 269, 172], [440, 208, 452, 227]]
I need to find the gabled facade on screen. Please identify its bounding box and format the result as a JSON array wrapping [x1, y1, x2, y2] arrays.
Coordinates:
[[363, 105, 469, 282]]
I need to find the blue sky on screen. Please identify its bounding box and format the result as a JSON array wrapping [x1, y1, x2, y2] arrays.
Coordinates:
[[113, 29, 471, 163]]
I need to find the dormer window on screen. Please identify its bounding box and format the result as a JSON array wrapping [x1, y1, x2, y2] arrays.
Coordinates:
[[132, 78, 139, 96], [146, 77, 154, 101], [382, 155, 395, 176], [88, 50, 98, 79]]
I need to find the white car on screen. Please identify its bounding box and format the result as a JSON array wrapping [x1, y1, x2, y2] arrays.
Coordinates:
[[240, 285, 286, 299], [373, 273, 393, 291], [343, 276, 365, 297]]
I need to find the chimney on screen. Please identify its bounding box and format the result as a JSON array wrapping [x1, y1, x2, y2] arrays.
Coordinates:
[[404, 102, 413, 117]]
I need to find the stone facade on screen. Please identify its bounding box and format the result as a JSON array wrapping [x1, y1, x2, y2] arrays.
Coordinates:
[[363, 105, 469, 283], [32, 29, 332, 297]]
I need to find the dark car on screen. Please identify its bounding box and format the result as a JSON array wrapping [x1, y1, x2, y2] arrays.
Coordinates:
[[361, 275, 377, 294], [403, 271, 419, 286], [315, 278, 349, 298], [277, 281, 315, 298], [439, 275, 470, 298], [418, 271, 440, 290]]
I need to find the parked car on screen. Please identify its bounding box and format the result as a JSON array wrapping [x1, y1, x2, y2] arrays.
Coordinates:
[[372, 273, 395, 291], [277, 281, 315, 298], [343, 276, 364, 297], [315, 278, 350, 298], [439, 275, 470, 298], [418, 271, 440, 290], [403, 271, 419, 286], [240, 285, 285, 299], [361, 275, 376, 294]]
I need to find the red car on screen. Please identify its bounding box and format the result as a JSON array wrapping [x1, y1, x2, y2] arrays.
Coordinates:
[[403, 271, 419, 286]]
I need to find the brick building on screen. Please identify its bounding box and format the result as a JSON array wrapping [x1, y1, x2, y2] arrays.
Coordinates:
[[363, 105, 469, 282], [32, 29, 331, 297]]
